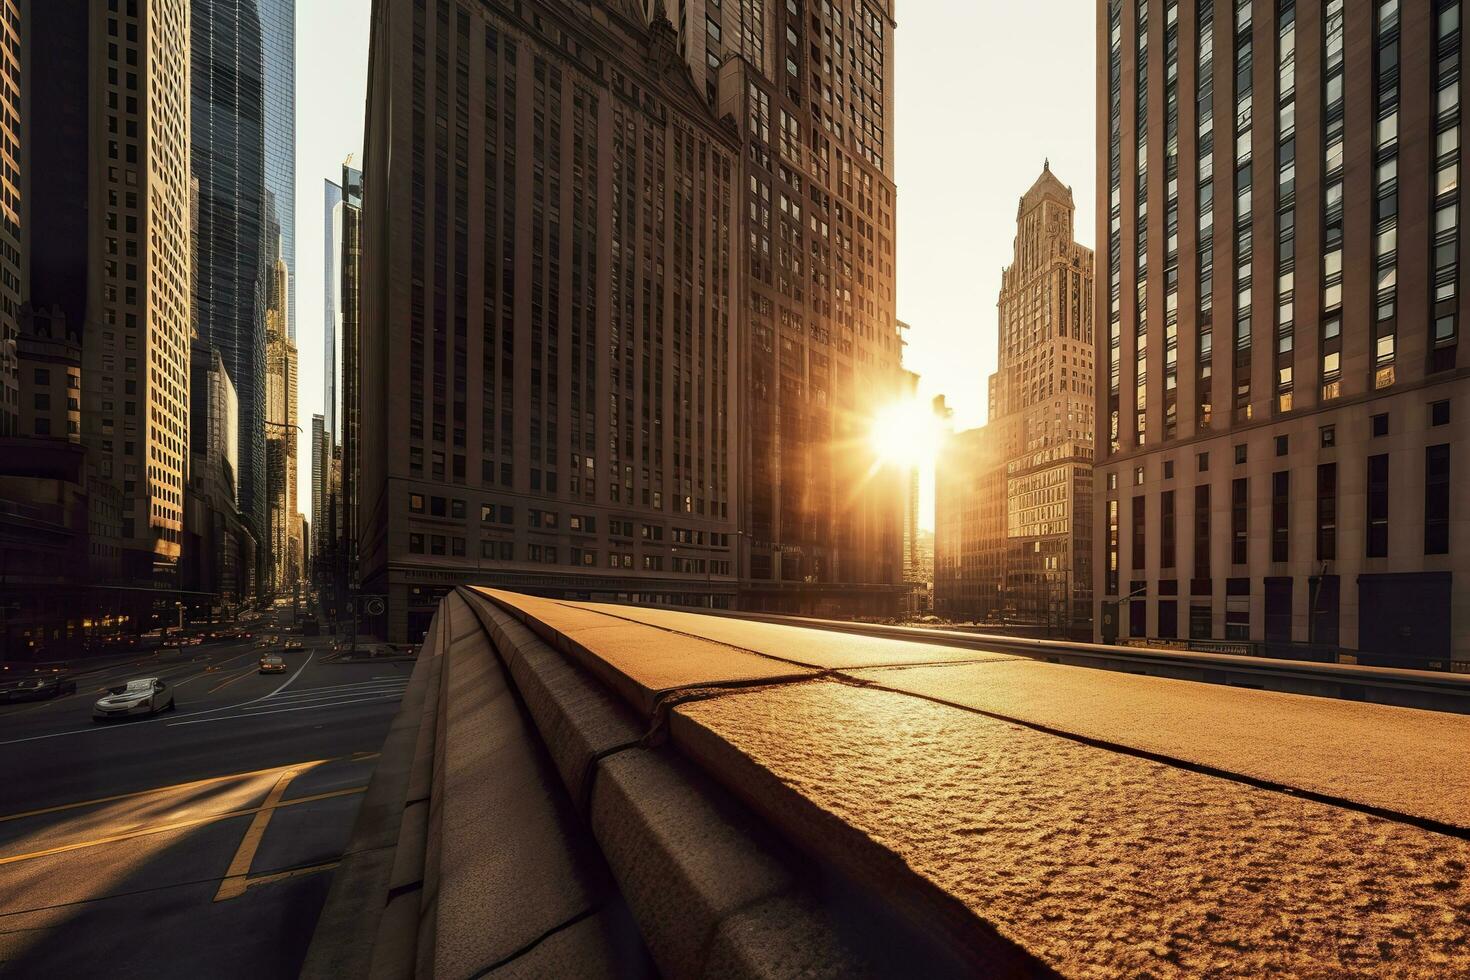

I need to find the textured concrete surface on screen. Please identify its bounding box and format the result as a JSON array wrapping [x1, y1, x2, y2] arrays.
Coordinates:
[[851, 659, 1470, 831], [430, 597, 613, 979], [674, 682, 1470, 978], [475, 589, 815, 715], [589, 747, 800, 977], [461, 591, 644, 809], [576, 600, 1015, 669]]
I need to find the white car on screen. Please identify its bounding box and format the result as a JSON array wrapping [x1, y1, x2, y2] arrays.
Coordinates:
[[92, 677, 175, 720]]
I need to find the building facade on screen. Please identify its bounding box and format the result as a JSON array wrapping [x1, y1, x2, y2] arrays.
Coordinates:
[[676, 0, 909, 614], [264, 250, 300, 592], [0, 0, 21, 437], [323, 176, 343, 443], [190, 0, 268, 550], [184, 340, 255, 606], [361, 0, 742, 642], [260, 0, 295, 341], [934, 165, 1095, 632], [1096, 0, 1468, 667], [30, 0, 195, 586]]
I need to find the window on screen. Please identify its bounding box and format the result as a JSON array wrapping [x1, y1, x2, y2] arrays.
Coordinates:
[[1198, 451, 1210, 472], [1194, 484, 1211, 580], [451, 499, 466, 519], [1426, 444, 1451, 554], [430, 497, 446, 517], [1134, 466, 1145, 486], [1132, 496, 1146, 570], [1271, 470, 1289, 562], [451, 538, 466, 557], [409, 494, 425, 513], [1275, 435, 1289, 456], [1106, 499, 1120, 596], [1190, 603, 1212, 639], [1371, 412, 1389, 437], [1317, 463, 1337, 560], [430, 535, 446, 555], [1160, 490, 1176, 569], [409, 533, 425, 554], [1231, 477, 1248, 564], [1234, 443, 1247, 464], [1164, 460, 1175, 480], [1107, 472, 1118, 491], [1366, 453, 1390, 557], [1320, 424, 1335, 447], [1431, 400, 1451, 426]]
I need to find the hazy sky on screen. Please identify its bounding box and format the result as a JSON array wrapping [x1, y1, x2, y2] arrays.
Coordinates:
[[291, 1, 1096, 529]]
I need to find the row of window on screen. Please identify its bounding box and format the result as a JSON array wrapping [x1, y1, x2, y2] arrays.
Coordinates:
[[407, 491, 734, 546], [1105, 444, 1453, 595], [406, 531, 733, 576]]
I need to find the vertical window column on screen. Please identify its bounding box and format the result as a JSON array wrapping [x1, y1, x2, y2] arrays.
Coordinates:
[[1320, 0, 1345, 400], [1371, 0, 1401, 389], [1231, 0, 1254, 422], [1431, 0, 1462, 372], [1274, 2, 1296, 413], [1197, 0, 1216, 429]]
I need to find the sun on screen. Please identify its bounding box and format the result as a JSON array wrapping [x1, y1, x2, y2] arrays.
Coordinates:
[[869, 398, 947, 469]]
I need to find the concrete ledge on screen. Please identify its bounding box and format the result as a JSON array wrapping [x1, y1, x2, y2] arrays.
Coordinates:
[[300, 602, 442, 980]]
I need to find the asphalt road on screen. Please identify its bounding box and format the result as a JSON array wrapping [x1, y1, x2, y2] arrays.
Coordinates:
[[0, 610, 410, 978]]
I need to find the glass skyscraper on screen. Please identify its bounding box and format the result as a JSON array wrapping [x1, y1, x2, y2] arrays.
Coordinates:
[[324, 177, 343, 443], [191, 0, 268, 545], [261, 0, 296, 342]]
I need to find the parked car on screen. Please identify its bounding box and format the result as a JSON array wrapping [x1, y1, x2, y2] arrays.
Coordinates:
[[283, 638, 304, 652], [92, 677, 175, 720], [258, 654, 286, 674], [0, 674, 78, 702]]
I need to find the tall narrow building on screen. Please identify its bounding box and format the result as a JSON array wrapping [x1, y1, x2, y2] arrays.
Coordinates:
[[191, 0, 268, 551], [361, 0, 740, 641], [1097, 0, 1467, 666], [935, 164, 1095, 630], [661, 0, 909, 614], [0, 0, 22, 437], [323, 175, 343, 445], [260, 0, 295, 342], [29, 0, 194, 584]]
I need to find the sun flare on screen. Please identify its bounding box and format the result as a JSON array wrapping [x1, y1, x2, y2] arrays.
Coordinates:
[[869, 398, 947, 469]]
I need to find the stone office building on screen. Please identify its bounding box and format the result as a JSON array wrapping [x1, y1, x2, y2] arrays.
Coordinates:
[[666, 0, 910, 614], [360, 0, 741, 641], [1096, 0, 1468, 667], [935, 165, 1095, 631]]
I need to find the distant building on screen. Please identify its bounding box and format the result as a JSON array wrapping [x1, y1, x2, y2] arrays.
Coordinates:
[[29, 0, 194, 585], [264, 250, 300, 592], [311, 412, 326, 562], [184, 342, 255, 606], [1097, 0, 1467, 667], [191, 0, 268, 548], [16, 306, 81, 443], [935, 164, 1095, 632]]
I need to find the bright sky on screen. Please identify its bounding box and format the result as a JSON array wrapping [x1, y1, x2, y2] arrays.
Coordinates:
[[291, 1, 1096, 530]]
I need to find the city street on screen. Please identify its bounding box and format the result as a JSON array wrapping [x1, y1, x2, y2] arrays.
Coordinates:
[[0, 613, 408, 978]]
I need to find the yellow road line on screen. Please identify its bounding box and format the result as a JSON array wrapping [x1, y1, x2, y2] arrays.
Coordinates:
[[214, 769, 297, 901], [206, 664, 261, 695], [0, 786, 367, 867], [0, 751, 376, 823], [229, 860, 340, 896]]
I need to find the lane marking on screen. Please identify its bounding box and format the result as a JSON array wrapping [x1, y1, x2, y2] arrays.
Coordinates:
[[214, 769, 297, 901], [257, 683, 407, 706], [0, 751, 377, 823], [259, 677, 407, 699], [205, 665, 263, 695], [0, 785, 367, 867], [0, 651, 316, 747], [229, 860, 339, 893], [167, 693, 405, 727]]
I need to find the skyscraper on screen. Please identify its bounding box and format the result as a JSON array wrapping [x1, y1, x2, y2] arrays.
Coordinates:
[[360, 0, 740, 641], [935, 164, 1095, 630], [0, 0, 22, 437], [657, 0, 909, 614], [1097, 0, 1467, 666], [311, 411, 326, 562], [260, 0, 295, 342], [323, 176, 343, 443], [191, 0, 268, 554], [29, 0, 194, 583]]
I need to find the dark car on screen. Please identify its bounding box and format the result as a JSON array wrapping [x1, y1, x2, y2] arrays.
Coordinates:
[[0, 674, 79, 702], [259, 654, 287, 674]]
